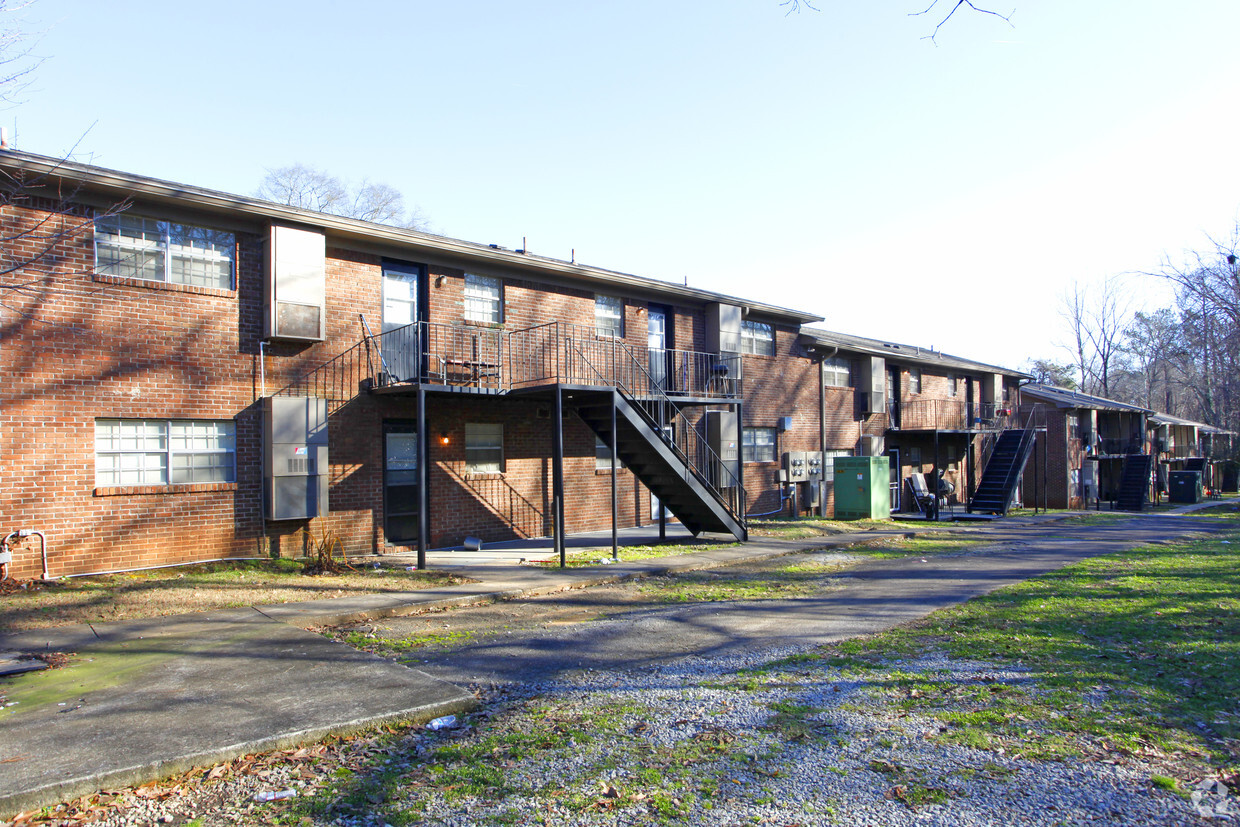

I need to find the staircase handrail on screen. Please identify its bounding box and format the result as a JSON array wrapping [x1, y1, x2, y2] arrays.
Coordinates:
[[559, 326, 746, 522]]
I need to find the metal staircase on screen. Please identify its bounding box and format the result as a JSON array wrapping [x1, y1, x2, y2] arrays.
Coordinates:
[[275, 317, 748, 541], [968, 427, 1037, 515], [1115, 454, 1154, 512], [572, 390, 745, 539]]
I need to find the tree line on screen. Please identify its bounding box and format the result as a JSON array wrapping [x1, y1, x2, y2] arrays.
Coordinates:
[[1026, 228, 1240, 438]]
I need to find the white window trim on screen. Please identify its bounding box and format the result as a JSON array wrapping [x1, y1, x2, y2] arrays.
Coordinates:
[[95, 215, 236, 290], [465, 422, 504, 473], [464, 273, 502, 324], [742, 426, 778, 463], [595, 294, 625, 338], [741, 320, 774, 356], [823, 356, 851, 388], [95, 419, 236, 487]]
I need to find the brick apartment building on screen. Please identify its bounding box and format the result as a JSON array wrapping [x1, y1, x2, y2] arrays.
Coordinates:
[[1019, 384, 1150, 509], [1, 150, 1035, 579]]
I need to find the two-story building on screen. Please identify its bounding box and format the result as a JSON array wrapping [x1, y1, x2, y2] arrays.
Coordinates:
[[1019, 384, 1152, 510], [0, 149, 824, 579]]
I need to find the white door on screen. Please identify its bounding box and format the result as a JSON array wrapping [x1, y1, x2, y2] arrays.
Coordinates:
[[382, 264, 418, 381], [648, 308, 668, 391]]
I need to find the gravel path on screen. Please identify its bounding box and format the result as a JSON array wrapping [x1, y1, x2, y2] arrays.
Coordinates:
[[63, 643, 1220, 826]]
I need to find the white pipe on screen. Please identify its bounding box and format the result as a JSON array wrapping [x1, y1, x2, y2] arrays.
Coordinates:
[[259, 340, 267, 398], [3, 530, 48, 579]]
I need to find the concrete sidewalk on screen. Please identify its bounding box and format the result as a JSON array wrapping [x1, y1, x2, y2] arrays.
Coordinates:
[[0, 509, 1220, 818]]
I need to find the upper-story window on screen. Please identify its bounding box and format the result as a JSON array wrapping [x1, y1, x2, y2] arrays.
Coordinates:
[[95, 215, 235, 290], [740, 320, 774, 356], [595, 295, 624, 338], [908, 367, 922, 394], [823, 356, 851, 388], [464, 273, 502, 323], [949, 374, 958, 397]]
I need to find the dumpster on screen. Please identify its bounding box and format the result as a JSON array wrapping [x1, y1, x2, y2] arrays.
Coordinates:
[[1168, 470, 1203, 504]]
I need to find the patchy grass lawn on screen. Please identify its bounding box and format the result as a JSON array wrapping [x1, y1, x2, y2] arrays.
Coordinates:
[[748, 516, 905, 539], [0, 559, 470, 633], [790, 527, 1240, 775], [532, 540, 741, 567]]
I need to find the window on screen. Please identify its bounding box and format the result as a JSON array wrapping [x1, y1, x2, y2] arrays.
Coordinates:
[[740, 320, 774, 356], [464, 273, 502, 323], [822, 449, 852, 479], [595, 436, 625, 470], [595, 294, 624, 338], [908, 367, 922, 394], [95, 419, 235, 486], [742, 427, 777, 463], [95, 215, 235, 290], [822, 356, 852, 388], [948, 375, 958, 397], [465, 423, 503, 473]]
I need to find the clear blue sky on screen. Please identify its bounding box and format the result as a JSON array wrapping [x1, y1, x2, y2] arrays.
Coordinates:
[[10, 1, 1240, 369]]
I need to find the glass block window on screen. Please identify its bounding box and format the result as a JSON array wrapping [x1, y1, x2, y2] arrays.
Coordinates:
[[595, 295, 624, 338], [823, 356, 852, 388], [740, 320, 774, 356], [464, 273, 502, 323], [96, 419, 235, 486], [742, 427, 777, 463], [95, 215, 235, 290], [465, 423, 503, 473]]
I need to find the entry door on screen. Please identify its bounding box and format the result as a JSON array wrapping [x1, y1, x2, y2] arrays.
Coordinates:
[[886, 447, 901, 511], [384, 423, 420, 544], [382, 262, 420, 382], [648, 306, 669, 391], [886, 367, 901, 430]]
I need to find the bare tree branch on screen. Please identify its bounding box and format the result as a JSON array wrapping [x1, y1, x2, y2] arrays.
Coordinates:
[[256, 164, 429, 231], [910, 0, 1015, 44]]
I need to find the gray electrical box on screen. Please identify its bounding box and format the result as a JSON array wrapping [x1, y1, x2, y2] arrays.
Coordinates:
[[783, 451, 808, 481], [706, 303, 742, 356], [264, 396, 329, 520], [705, 410, 739, 488]]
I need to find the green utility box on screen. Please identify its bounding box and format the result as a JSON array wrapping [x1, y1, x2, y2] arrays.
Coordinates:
[[1168, 470, 1203, 504], [832, 456, 891, 520]]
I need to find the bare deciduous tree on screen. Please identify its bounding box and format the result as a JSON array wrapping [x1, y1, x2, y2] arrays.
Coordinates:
[[780, 0, 1015, 43], [255, 164, 429, 231], [1057, 276, 1132, 397]]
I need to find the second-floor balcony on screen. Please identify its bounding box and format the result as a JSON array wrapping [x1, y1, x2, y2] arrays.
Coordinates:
[[282, 319, 743, 407], [1096, 436, 1146, 456], [887, 399, 1009, 431]]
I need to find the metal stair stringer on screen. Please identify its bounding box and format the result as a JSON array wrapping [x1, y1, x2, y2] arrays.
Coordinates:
[[571, 390, 746, 540]]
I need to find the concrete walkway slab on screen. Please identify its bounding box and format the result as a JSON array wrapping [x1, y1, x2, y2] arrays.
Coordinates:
[[0, 609, 473, 818]]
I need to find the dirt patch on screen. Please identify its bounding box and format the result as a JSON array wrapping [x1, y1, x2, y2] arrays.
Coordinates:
[[0, 560, 472, 634]]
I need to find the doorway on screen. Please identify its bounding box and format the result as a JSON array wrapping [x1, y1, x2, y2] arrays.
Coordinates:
[[648, 304, 672, 392], [383, 422, 420, 545], [886, 446, 901, 512], [381, 261, 423, 383], [886, 367, 901, 430]]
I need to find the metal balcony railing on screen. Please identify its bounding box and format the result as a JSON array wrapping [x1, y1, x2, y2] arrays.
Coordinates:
[[283, 318, 744, 399], [884, 399, 1007, 431]]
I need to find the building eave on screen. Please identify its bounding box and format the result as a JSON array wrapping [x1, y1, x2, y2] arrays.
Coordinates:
[[0, 149, 823, 325]]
